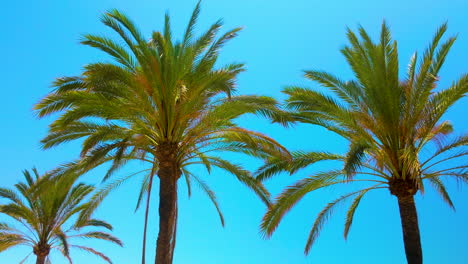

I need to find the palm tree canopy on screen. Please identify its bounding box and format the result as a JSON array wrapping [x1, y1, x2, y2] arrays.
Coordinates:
[[259, 22, 468, 254], [34, 2, 290, 234], [0, 169, 122, 263]]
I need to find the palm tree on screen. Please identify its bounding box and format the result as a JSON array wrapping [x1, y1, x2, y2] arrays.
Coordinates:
[[34, 3, 290, 264], [0, 169, 122, 264], [258, 23, 468, 264]]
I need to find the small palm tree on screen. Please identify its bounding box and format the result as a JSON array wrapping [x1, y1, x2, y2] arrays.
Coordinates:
[[258, 23, 468, 264], [35, 3, 290, 264], [0, 169, 122, 264]]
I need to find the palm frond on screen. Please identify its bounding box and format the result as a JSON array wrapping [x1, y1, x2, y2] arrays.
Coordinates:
[[427, 177, 455, 209], [72, 245, 113, 264], [208, 157, 271, 206], [261, 170, 343, 237], [305, 189, 372, 254], [185, 171, 225, 226]]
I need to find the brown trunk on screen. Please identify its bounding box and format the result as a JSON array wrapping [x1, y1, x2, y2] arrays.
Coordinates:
[[155, 144, 180, 264], [36, 255, 46, 264], [396, 194, 423, 264], [34, 243, 50, 264], [154, 170, 178, 264]]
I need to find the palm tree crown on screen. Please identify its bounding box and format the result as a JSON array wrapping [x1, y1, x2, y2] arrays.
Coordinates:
[[0, 169, 122, 264], [35, 3, 290, 264], [258, 23, 468, 264]]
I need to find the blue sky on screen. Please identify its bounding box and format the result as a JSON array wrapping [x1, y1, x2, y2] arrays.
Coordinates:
[[1, 0, 468, 263]]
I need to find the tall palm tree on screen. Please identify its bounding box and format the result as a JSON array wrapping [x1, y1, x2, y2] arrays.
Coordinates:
[[0, 169, 122, 264], [35, 3, 290, 264], [258, 23, 468, 264]]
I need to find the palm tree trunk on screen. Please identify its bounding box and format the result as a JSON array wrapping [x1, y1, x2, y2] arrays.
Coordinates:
[[396, 194, 423, 264], [34, 243, 50, 264], [155, 162, 179, 264], [35, 253, 48, 264]]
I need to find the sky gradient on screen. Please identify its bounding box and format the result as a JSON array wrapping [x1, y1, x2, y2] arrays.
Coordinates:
[[1, 0, 468, 263]]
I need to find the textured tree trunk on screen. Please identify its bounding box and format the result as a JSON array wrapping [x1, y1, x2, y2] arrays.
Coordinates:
[[155, 145, 179, 264], [36, 255, 46, 264], [397, 194, 423, 264], [34, 243, 50, 264]]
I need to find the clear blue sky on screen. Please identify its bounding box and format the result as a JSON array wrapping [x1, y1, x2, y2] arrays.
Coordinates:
[[1, 0, 468, 263]]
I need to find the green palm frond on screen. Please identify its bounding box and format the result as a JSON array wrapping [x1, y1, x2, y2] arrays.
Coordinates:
[[78, 169, 149, 223], [81, 35, 136, 70], [305, 185, 381, 254], [208, 157, 271, 206], [134, 172, 152, 212], [72, 245, 113, 264], [73, 231, 123, 246], [75, 219, 113, 231], [426, 177, 455, 209], [343, 141, 370, 180], [0, 233, 29, 252], [261, 170, 344, 237], [183, 170, 225, 226], [0, 188, 24, 205], [256, 151, 343, 181], [54, 229, 69, 257], [343, 187, 374, 239]]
